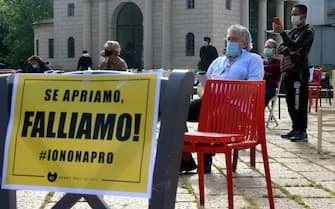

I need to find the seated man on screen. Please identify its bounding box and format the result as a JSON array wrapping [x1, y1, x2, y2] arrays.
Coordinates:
[[181, 24, 264, 174], [263, 39, 281, 106]]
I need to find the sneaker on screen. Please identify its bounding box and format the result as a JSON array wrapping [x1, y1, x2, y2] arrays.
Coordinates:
[[280, 130, 297, 139], [180, 158, 197, 173], [204, 155, 212, 174], [290, 132, 308, 142]]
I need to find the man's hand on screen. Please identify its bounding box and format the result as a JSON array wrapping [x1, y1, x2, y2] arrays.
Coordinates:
[[197, 85, 204, 97]]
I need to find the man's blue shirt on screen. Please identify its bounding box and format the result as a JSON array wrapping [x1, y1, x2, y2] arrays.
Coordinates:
[[206, 50, 264, 80]]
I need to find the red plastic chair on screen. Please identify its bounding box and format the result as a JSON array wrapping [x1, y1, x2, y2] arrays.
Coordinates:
[[0, 69, 16, 74], [308, 68, 322, 112], [183, 80, 274, 209]]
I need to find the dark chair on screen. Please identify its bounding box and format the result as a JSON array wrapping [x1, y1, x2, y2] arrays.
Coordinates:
[[319, 72, 332, 106]]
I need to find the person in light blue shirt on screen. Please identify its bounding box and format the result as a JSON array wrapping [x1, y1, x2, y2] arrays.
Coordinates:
[[206, 49, 264, 80], [207, 25, 264, 81], [181, 24, 264, 174]]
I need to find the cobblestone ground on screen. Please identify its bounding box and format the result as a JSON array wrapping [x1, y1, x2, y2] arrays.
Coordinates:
[[16, 100, 335, 209]]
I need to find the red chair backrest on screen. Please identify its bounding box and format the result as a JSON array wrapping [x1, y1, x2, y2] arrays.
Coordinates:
[[309, 68, 322, 86], [198, 80, 266, 143], [0, 69, 16, 74]]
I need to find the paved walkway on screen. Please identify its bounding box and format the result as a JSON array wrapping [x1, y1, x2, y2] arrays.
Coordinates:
[[16, 100, 335, 209]]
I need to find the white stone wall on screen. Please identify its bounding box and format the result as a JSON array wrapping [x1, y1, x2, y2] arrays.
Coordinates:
[[152, 0, 163, 69], [89, 0, 102, 69], [52, 0, 84, 70], [33, 23, 54, 63], [34, 0, 249, 70], [170, 0, 213, 69]]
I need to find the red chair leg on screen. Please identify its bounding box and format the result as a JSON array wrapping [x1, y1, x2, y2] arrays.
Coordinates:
[[250, 147, 256, 168], [232, 149, 239, 172], [197, 152, 205, 206], [225, 150, 234, 209], [261, 143, 275, 209]]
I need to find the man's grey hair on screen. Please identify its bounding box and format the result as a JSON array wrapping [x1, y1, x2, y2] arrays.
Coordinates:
[[226, 24, 253, 50]]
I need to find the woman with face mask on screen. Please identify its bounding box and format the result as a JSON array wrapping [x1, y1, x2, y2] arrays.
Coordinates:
[[273, 4, 314, 142], [23, 55, 51, 73], [99, 40, 128, 71], [263, 39, 281, 107]]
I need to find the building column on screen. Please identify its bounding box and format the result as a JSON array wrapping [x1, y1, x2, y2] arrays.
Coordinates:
[[240, 0, 250, 28], [98, 0, 107, 48], [276, 0, 284, 25], [143, 0, 153, 69], [257, 0, 267, 52], [83, 0, 91, 53], [162, 0, 171, 70]]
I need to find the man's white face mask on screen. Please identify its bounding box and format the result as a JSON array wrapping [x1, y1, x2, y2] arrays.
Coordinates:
[[291, 15, 302, 26]]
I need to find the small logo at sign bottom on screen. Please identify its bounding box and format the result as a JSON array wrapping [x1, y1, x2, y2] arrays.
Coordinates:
[[48, 172, 58, 182]]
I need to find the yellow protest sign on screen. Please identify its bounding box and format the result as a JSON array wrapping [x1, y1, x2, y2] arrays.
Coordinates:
[[2, 72, 161, 198]]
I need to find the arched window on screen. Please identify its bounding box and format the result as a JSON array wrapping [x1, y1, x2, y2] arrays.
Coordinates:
[[67, 37, 75, 58], [186, 0, 194, 9], [186, 33, 195, 56]]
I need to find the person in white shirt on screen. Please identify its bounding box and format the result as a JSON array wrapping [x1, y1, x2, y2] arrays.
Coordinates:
[[181, 24, 264, 174]]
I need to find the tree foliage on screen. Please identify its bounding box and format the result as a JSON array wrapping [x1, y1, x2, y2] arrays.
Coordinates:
[[0, 1, 10, 63], [0, 0, 53, 68]]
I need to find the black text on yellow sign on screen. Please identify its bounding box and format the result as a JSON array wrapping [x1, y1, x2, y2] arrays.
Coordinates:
[[22, 111, 142, 141], [21, 88, 142, 141]]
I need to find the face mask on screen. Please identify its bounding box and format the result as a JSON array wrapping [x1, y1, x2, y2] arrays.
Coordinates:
[[263, 48, 273, 57], [225, 42, 241, 57], [32, 64, 39, 69], [105, 49, 113, 57], [202, 41, 209, 46], [291, 15, 302, 26]]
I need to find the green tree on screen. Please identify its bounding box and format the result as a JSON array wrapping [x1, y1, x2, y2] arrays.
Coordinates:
[[0, 0, 9, 63], [2, 0, 52, 68]]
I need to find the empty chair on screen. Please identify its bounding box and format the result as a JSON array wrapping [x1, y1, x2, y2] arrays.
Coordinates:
[[183, 80, 274, 209], [319, 72, 332, 106], [308, 68, 322, 112]]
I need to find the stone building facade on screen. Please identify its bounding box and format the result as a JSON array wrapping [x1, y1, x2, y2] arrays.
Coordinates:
[[33, 0, 295, 71]]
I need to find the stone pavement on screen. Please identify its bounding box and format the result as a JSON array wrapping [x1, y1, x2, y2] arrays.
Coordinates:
[[16, 100, 335, 209]]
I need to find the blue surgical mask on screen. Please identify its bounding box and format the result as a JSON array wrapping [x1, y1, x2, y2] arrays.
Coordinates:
[[263, 48, 273, 57], [226, 42, 241, 57]]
